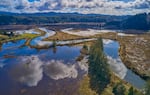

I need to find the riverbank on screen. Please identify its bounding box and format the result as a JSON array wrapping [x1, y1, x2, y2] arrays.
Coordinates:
[[1, 27, 149, 80], [32, 28, 150, 79], [79, 73, 143, 95], [0, 28, 45, 45], [118, 34, 150, 79], [78, 42, 143, 95], [0, 33, 39, 44]]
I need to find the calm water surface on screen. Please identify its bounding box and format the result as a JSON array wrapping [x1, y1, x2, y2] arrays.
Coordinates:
[[0, 39, 145, 95], [0, 40, 84, 95]]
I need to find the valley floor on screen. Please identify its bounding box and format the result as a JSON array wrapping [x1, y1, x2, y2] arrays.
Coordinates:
[[0, 26, 149, 95]]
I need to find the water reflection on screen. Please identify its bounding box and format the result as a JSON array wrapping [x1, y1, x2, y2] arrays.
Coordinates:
[[9, 55, 88, 87], [0, 59, 5, 68], [104, 41, 145, 89], [10, 56, 43, 87], [77, 56, 89, 72], [2, 40, 26, 50], [107, 56, 127, 79], [0, 37, 146, 95], [52, 47, 57, 54], [44, 60, 78, 80], [30, 28, 55, 46]]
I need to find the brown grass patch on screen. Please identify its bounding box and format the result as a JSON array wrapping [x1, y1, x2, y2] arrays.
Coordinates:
[[118, 34, 150, 78], [44, 31, 86, 41]]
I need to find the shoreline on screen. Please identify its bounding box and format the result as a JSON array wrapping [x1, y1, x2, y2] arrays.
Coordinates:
[[0, 27, 149, 80]]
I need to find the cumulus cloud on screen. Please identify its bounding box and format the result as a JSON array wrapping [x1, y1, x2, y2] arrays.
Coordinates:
[[10, 56, 43, 87], [77, 56, 89, 72], [0, 0, 149, 15], [107, 56, 127, 79], [9, 55, 81, 86], [44, 60, 78, 80]]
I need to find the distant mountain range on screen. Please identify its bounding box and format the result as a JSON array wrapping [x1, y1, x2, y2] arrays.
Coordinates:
[[0, 12, 149, 30], [0, 11, 128, 17]]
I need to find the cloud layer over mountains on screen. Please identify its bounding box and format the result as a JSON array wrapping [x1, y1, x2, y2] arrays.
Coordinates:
[[0, 0, 150, 15]]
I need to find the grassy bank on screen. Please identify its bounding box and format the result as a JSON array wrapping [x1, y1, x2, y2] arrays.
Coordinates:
[[0, 34, 9, 39], [0, 33, 39, 44], [44, 31, 86, 41], [0, 28, 44, 45], [78, 38, 143, 95], [79, 73, 143, 95], [44, 30, 117, 41], [118, 34, 150, 79]]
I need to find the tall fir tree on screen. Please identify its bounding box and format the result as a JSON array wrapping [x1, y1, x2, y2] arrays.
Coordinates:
[[145, 80, 150, 95], [128, 87, 134, 95], [88, 38, 111, 94], [112, 82, 126, 95]]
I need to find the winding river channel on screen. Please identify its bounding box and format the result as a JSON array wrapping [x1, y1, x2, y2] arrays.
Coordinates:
[[0, 28, 145, 95]]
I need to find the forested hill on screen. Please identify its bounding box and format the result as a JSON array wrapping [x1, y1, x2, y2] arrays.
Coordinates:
[[0, 12, 127, 25], [121, 13, 150, 30], [0, 12, 150, 30]]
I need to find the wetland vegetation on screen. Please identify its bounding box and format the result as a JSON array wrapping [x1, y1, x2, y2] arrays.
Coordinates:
[[0, 15, 150, 95], [0, 0, 150, 94]]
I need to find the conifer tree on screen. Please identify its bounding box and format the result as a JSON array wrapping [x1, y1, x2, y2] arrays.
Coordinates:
[[112, 82, 126, 95], [88, 38, 111, 94]]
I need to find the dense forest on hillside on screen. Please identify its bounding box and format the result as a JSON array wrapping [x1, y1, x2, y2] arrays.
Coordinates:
[[0, 12, 150, 30], [0, 12, 124, 25], [121, 13, 150, 30]]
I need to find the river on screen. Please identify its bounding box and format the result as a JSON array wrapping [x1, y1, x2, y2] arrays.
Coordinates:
[[0, 28, 146, 95]]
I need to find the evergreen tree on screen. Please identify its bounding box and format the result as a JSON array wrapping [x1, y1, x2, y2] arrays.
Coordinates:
[[112, 82, 126, 95], [128, 87, 134, 95], [88, 38, 111, 94], [52, 40, 56, 47], [128, 86, 143, 95], [145, 80, 150, 95], [83, 44, 88, 51]]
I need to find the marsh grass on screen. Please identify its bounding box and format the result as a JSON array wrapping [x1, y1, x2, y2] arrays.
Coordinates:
[[79, 73, 143, 95], [118, 34, 150, 79], [44, 31, 85, 41]]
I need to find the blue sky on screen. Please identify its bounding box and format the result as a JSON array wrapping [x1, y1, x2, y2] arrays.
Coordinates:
[[0, 0, 150, 15], [28, 0, 40, 2], [28, 0, 34, 2]]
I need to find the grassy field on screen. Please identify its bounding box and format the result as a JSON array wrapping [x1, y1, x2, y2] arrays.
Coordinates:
[[0, 28, 44, 45], [0, 33, 39, 43], [0, 34, 9, 39]]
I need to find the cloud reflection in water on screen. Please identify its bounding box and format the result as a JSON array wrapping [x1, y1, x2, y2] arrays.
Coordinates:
[[107, 56, 127, 79], [44, 60, 78, 80], [10, 56, 43, 87], [10, 55, 88, 87]]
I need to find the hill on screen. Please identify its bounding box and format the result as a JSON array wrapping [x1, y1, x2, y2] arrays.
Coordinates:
[[0, 12, 127, 25], [121, 13, 150, 30], [0, 12, 149, 31]]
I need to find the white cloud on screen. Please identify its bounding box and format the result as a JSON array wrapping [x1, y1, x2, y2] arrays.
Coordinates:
[[107, 56, 128, 79], [0, 0, 150, 16], [44, 60, 78, 80], [77, 56, 89, 72], [10, 56, 43, 87], [9, 55, 81, 86]]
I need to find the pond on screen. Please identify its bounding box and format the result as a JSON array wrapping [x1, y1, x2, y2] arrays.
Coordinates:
[[0, 36, 145, 95], [0, 40, 86, 95]]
